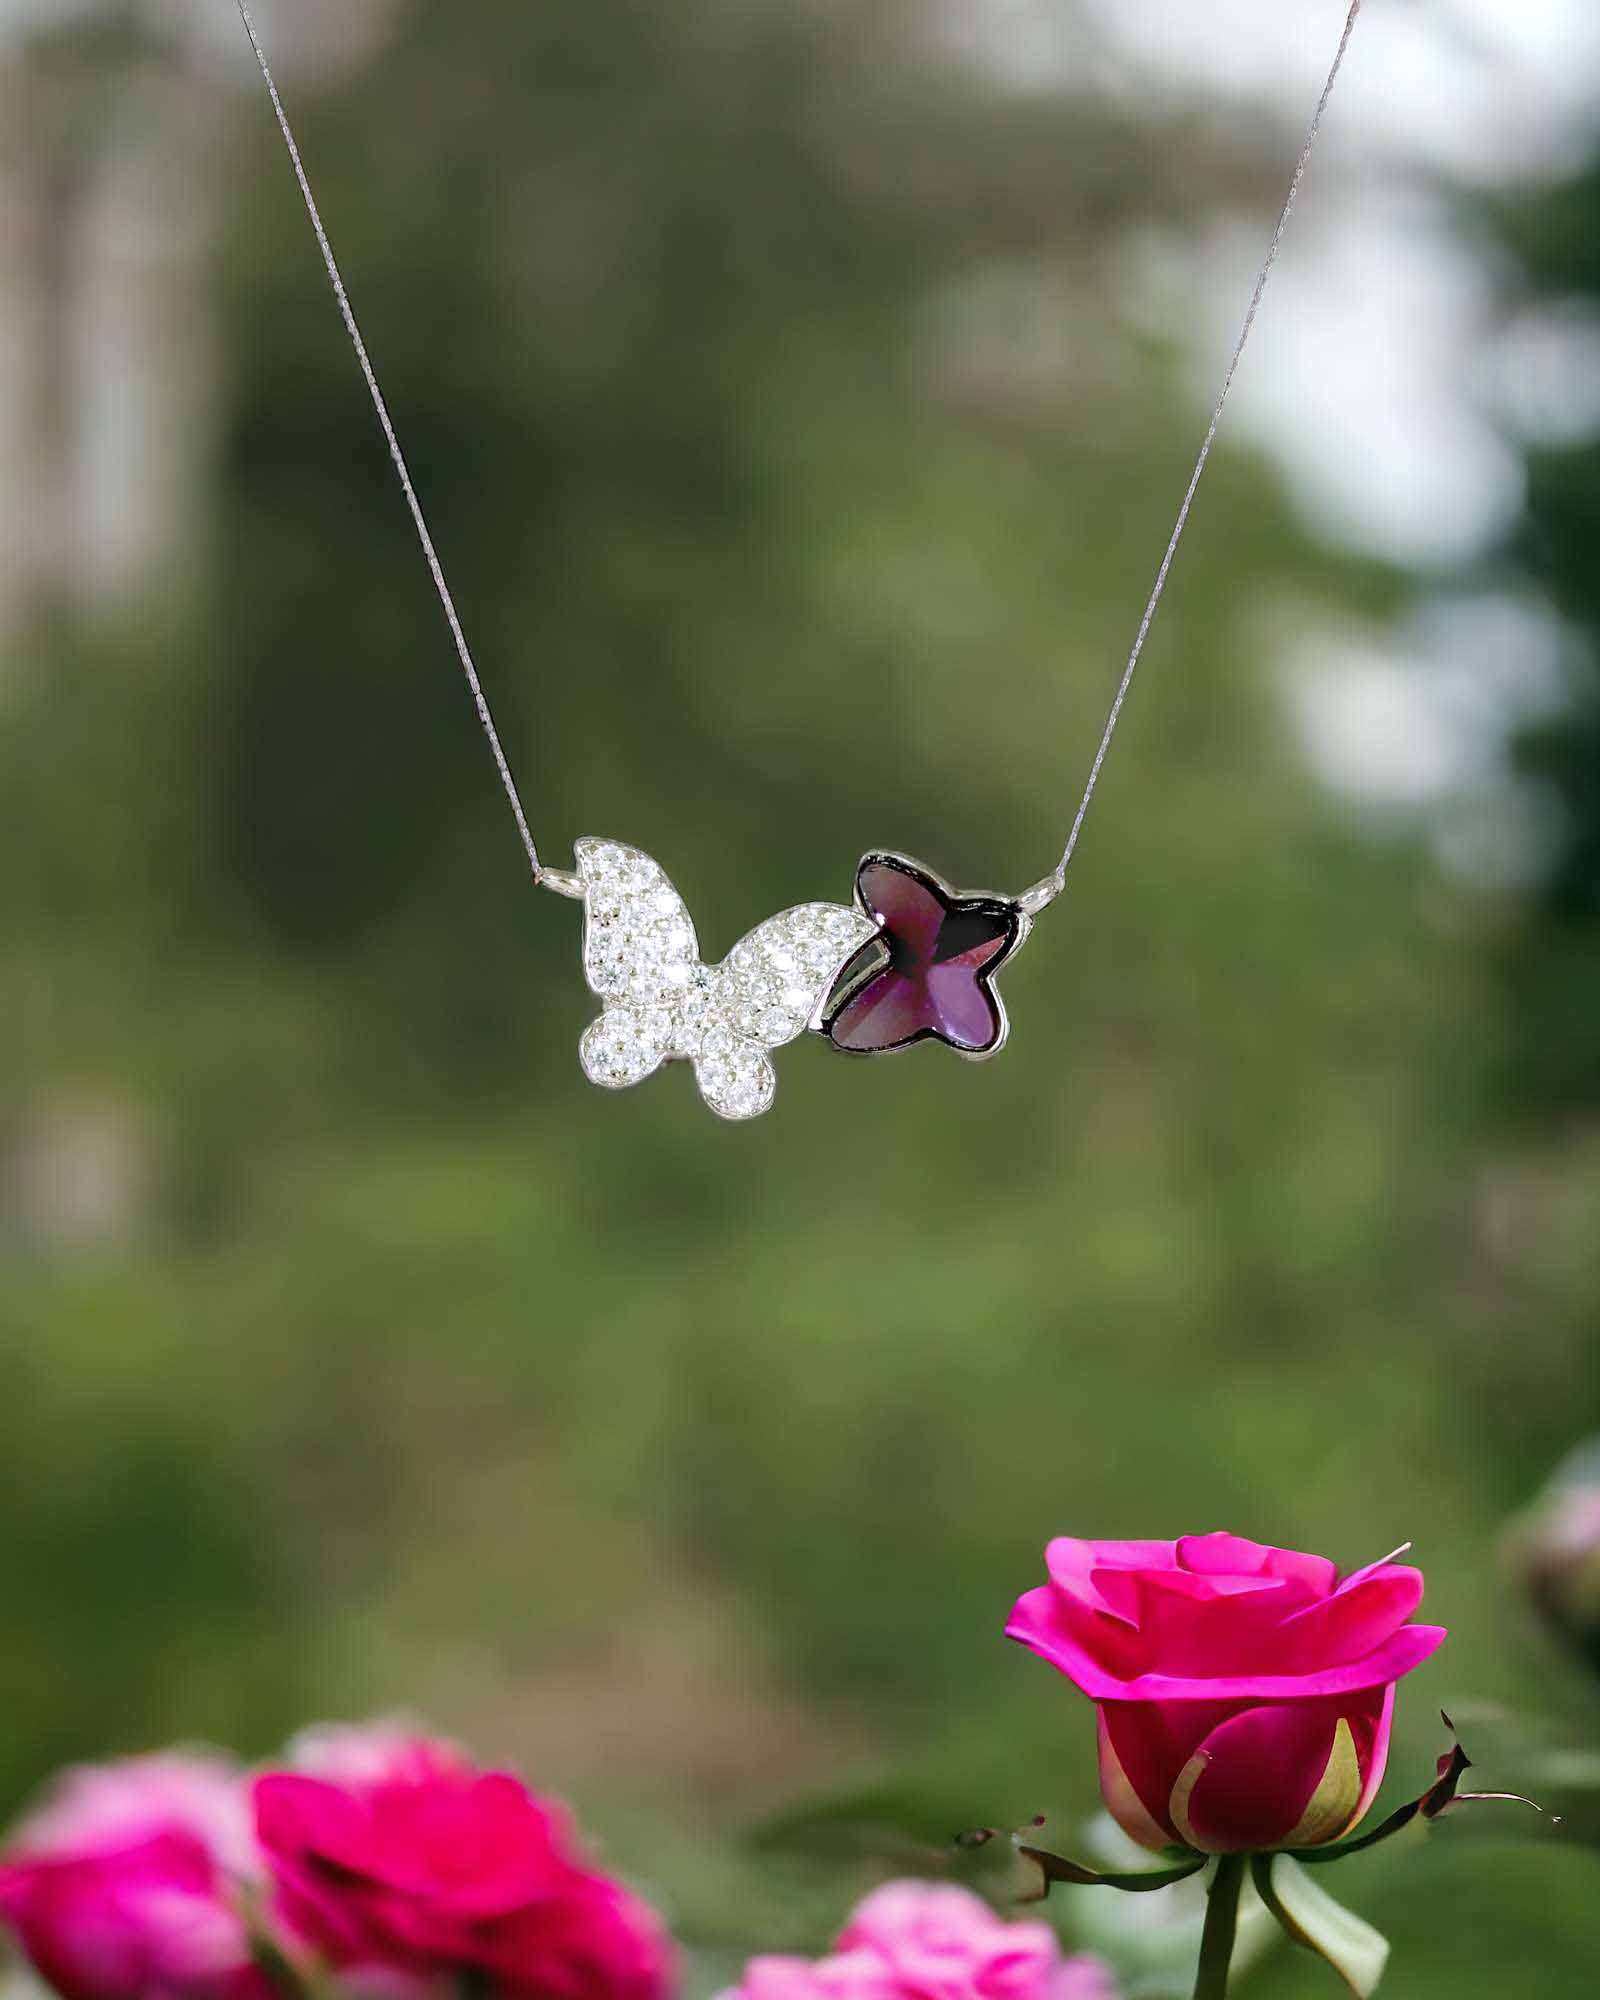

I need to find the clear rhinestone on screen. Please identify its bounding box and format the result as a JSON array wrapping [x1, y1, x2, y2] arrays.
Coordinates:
[[579, 1006, 670, 1088], [573, 847, 878, 1117], [669, 967, 725, 1057], [695, 1039, 776, 1120]]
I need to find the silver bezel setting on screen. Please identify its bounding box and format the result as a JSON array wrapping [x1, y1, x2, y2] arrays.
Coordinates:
[[816, 849, 1032, 1062]]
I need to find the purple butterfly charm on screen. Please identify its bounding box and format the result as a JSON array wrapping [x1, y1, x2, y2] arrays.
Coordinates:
[[821, 852, 1031, 1058]]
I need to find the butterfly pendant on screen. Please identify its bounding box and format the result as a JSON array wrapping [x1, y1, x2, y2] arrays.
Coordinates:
[[820, 852, 1030, 1060], [574, 839, 877, 1119]]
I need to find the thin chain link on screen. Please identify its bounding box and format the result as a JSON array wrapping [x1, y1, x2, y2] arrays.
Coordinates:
[[232, 0, 544, 882], [233, 0, 1363, 905], [1041, 0, 1363, 904]]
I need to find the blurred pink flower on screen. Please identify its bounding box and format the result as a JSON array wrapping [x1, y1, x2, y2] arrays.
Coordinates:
[[1007, 1531, 1447, 1854], [283, 1719, 467, 1791], [723, 1948, 898, 2000], [721, 1882, 1118, 2000], [253, 1723, 673, 2000], [1505, 1442, 1600, 1672], [0, 1753, 266, 2000]]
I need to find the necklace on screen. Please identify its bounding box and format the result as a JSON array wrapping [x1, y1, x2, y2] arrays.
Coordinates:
[[232, 0, 1363, 1120]]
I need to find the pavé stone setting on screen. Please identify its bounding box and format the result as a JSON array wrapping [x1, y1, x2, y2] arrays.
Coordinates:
[[574, 839, 876, 1119], [565, 840, 1035, 1116]]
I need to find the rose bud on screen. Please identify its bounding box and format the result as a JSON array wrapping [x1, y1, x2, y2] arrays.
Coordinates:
[[0, 1753, 267, 2000], [253, 1722, 672, 2000], [719, 1881, 1118, 2000], [1505, 1441, 1600, 1675], [1007, 1532, 1446, 1856]]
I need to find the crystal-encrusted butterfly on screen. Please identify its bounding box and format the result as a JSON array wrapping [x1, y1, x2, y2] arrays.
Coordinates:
[[574, 839, 877, 1119]]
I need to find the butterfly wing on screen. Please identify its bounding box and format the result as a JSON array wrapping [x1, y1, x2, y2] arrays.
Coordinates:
[[579, 1002, 677, 1090], [575, 838, 699, 1004], [689, 1029, 778, 1122], [717, 903, 879, 1047], [686, 902, 878, 1119], [574, 838, 701, 1092], [572, 853, 875, 1117]]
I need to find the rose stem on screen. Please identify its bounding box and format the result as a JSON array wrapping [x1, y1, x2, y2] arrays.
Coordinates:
[[1191, 1853, 1246, 2000]]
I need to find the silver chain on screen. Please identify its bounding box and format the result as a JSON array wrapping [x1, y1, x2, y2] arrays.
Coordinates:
[[232, 0, 1363, 908], [232, 0, 545, 883], [1034, 0, 1363, 909]]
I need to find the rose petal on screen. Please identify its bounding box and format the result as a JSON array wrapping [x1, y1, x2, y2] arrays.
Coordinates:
[[1097, 1699, 1238, 1848], [1168, 1535, 1335, 1599], [254, 1776, 372, 1876], [251, 1748, 671, 2000], [1347, 1684, 1396, 1835], [1278, 1567, 1426, 1673], [1280, 1718, 1365, 1847], [1044, 1540, 1181, 1616], [1128, 1569, 1303, 1680], [1175, 1533, 1276, 1578], [1005, 1586, 1147, 1694], [1168, 1704, 1342, 1854], [1095, 1710, 1180, 1850], [1007, 1602, 1446, 1703]]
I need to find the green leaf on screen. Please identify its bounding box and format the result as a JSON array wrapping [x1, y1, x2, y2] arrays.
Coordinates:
[[1251, 1855, 1390, 1998], [1012, 1837, 1207, 1898]]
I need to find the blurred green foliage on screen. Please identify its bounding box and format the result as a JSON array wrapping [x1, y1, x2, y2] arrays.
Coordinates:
[[4, 2, 1600, 1994], [1493, 163, 1600, 1114]]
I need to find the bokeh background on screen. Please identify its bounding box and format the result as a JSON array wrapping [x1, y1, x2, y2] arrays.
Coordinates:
[[5, 0, 1600, 1992]]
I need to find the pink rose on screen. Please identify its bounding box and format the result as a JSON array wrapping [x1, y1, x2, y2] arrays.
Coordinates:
[[1007, 1532, 1447, 1855], [281, 1720, 462, 1791], [253, 1724, 673, 2000], [0, 1754, 266, 2000], [722, 1948, 899, 2000], [720, 1882, 1118, 2000]]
